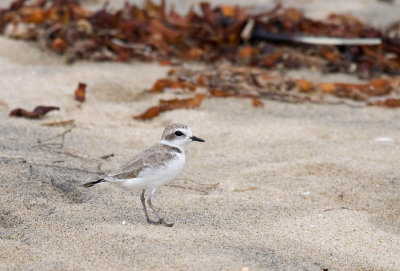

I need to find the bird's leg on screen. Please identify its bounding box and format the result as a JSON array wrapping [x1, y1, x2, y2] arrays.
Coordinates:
[[147, 188, 173, 227], [140, 189, 157, 225]]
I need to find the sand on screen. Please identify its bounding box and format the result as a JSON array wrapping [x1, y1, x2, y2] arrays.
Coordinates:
[[1, 0, 400, 270]]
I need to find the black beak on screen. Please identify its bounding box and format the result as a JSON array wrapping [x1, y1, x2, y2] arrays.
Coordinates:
[[190, 136, 205, 142]]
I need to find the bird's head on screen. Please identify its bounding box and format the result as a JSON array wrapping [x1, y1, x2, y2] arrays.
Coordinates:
[[160, 123, 205, 150]]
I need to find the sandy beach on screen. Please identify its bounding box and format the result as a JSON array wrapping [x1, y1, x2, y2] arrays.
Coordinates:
[[1, 0, 400, 270]]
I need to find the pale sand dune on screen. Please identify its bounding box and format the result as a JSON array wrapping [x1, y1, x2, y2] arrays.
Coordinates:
[[1, 1, 400, 270]]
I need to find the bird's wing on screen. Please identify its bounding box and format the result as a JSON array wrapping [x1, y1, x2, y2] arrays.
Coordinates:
[[106, 143, 178, 180]]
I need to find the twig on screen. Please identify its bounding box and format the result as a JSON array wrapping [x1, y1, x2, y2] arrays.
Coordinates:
[[31, 143, 63, 148], [176, 178, 220, 189], [29, 162, 104, 175], [233, 186, 258, 192], [37, 125, 76, 148], [41, 119, 75, 127], [241, 19, 255, 41], [251, 3, 282, 19], [100, 153, 114, 159], [0, 156, 104, 175], [166, 179, 219, 195], [323, 207, 351, 212], [52, 150, 97, 161], [110, 39, 150, 51], [252, 28, 382, 45], [165, 184, 210, 195]]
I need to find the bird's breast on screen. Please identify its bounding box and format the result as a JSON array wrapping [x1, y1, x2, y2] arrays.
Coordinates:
[[139, 153, 185, 186]]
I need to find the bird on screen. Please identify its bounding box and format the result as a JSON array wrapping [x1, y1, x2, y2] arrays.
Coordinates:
[[83, 123, 205, 227]]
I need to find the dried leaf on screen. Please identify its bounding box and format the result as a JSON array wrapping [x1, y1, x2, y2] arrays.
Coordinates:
[[74, 82, 86, 102], [238, 46, 257, 59], [150, 78, 196, 92], [51, 38, 67, 52], [133, 106, 162, 120], [159, 94, 206, 110], [329, 79, 393, 99], [159, 60, 181, 66], [197, 74, 206, 86], [23, 8, 45, 24], [297, 79, 314, 92], [320, 83, 336, 93], [220, 6, 235, 17], [252, 97, 264, 107], [368, 98, 400, 107], [148, 19, 182, 43], [185, 47, 203, 60], [9, 106, 59, 119], [210, 89, 233, 97], [134, 94, 206, 120], [262, 52, 283, 68]]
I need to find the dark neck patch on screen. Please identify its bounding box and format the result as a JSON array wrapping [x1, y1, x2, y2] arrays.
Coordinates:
[[165, 145, 182, 154]]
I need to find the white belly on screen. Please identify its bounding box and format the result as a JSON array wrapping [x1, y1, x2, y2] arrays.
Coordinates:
[[118, 154, 185, 190]]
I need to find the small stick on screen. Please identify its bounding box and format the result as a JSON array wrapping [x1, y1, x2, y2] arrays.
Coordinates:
[[165, 184, 210, 195], [100, 153, 114, 159], [252, 28, 382, 46]]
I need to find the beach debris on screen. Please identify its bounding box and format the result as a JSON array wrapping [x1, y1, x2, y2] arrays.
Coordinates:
[[100, 154, 114, 159], [0, 98, 8, 109], [252, 98, 264, 107], [9, 106, 59, 119], [367, 97, 400, 107], [41, 119, 75, 126], [74, 82, 87, 102], [134, 94, 205, 120], [150, 79, 196, 93], [147, 66, 400, 108], [0, 0, 398, 78], [233, 186, 258, 192], [374, 137, 394, 142], [35, 125, 75, 149], [134, 63, 400, 119], [167, 179, 219, 195]]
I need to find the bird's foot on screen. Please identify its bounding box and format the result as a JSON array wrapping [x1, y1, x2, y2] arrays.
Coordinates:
[[158, 218, 174, 227], [146, 218, 173, 227], [146, 218, 160, 225]]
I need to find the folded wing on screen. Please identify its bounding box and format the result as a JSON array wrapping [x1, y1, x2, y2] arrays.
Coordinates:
[[105, 143, 178, 181]]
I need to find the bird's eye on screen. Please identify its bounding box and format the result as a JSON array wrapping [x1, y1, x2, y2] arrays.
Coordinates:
[[175, 131, 184, 136]]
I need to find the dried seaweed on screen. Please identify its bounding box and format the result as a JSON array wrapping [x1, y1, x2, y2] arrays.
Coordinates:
[[150, 65, 400, 108], [0, 0, 399, 78], [9, 106, 59, 118], [134, 94, 206, 120]]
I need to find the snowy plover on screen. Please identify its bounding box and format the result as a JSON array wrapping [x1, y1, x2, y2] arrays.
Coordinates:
[[84, 123, 205, 227]]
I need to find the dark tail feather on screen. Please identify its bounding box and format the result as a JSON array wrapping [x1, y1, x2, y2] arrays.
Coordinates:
[[83, 178, 105, 188]]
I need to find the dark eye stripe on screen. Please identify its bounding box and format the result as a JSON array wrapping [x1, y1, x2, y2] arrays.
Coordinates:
[[175, 131, 184, 136]]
